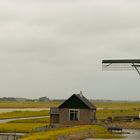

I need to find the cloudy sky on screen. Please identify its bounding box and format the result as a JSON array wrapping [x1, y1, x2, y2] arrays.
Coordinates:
[[0, 0, 140, 100]]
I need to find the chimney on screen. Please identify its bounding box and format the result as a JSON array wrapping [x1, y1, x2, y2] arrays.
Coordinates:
[[80, 91, 83, 97]]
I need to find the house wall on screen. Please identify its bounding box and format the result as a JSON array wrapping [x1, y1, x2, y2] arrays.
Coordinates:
[[59, 108, 96, 126], [50, 114, 59, 125]]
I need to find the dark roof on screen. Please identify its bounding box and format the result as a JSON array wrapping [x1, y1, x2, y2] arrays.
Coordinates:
[[102, 59, 140, 64], [58, 93, 96, 109], [75, 94, 96, 109]]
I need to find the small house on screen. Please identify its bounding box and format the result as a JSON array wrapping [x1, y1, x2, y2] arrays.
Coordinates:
[[50, 92, 96, 126]]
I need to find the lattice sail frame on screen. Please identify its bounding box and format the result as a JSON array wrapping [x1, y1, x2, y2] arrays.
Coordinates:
[[102, 59, 140, 75]]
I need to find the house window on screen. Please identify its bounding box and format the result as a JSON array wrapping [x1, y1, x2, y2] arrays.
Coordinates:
[[69, 109, 79, 121]]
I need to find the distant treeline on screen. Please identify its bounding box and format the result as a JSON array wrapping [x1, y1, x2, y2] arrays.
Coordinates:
[[0, 96, 51, 102], [0, 97, 137, 102]]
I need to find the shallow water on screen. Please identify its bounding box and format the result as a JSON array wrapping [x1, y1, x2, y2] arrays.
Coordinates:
[[0, 115, 49, 123], [0, 108, 50, 113], [85, 129, 140, 140], [0, 133, 24, 140]]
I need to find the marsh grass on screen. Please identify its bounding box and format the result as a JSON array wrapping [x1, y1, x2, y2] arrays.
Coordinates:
[[0, 101, 61, 108], [96, 109, 138, 119], [0, 110, 49, 119], [21, 125, 123, 140], [0, 123, 49, 133], [0, 101, 139, 110], [94, 102, 140, 110]]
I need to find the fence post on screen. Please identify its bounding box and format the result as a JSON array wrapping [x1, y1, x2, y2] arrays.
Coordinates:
[[14, 134, 16, 140]]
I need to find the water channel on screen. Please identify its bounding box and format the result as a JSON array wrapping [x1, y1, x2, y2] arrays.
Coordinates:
[[0, 108, 49, 113], [85, 129, 140, 140], [0, 115, 49, 123], [0, 133, 24, 140]]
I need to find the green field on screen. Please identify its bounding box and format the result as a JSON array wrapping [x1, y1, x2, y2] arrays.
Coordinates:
[[95, 101, 140, 119], [21, 125, 123, 140], [94, 101, 140, 110], [0, 110, 49, 119], [0, 101, 61, 108], [96, 109, 139, 120], [0, 101, 140, 109], [0, 123, 48, 133]]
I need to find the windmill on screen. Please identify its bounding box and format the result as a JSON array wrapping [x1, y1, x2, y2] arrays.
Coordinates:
[[102, 59, 140, 75]]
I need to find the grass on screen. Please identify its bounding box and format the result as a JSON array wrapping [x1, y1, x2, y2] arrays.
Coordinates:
[[94, 101, 140, 110], [0, 101, 61, 108], [0, 110, 49, 119], [9, 117, 50, 123], [21, 125, 123, 140], [0, 123, 49, 133], [96, 109, 139, 120], [0, 115, 50, 133], [0, 101, 139, 110]]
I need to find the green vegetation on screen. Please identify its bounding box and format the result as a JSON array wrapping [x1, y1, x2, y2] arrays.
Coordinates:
[[21, 125, 123, 140], [0, 123, 48, 133], [95, 101, 140, 120], [0, 101, 139, 110], [0, 110, 49, 119], [9, 117, 50, 123], [94, 101, 140, 110], [0, 101, 61, 108], [96, 109, 138, 120], [0, 116, 50, 133]]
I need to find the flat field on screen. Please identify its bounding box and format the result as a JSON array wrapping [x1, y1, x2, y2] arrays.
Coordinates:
[[0, 110, 49, 119], [0, 101, 60, 108], [96, 109, 138, 119], [0, 101, 139, 120], [0, 101, 139, 109], [0, 123, 48, 133], [94, 101, 140, 110], [95, 101, 140, 119]]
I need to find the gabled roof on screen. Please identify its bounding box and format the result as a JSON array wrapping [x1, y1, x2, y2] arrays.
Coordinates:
[[58, 93, 96, 109], [76, 94, 96, 109]]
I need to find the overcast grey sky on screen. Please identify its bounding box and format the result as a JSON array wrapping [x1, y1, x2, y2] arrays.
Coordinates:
[[0, 0, 140, 100]]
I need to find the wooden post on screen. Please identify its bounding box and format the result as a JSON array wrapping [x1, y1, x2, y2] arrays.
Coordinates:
[[14, 134, 16, 140]]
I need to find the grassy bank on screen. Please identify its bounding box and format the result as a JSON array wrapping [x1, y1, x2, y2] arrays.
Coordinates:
[[21, 125, 123, 140], [0, 117, 49, 133], [0, 110, 49, 119], [0, 123, 48, 133]]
